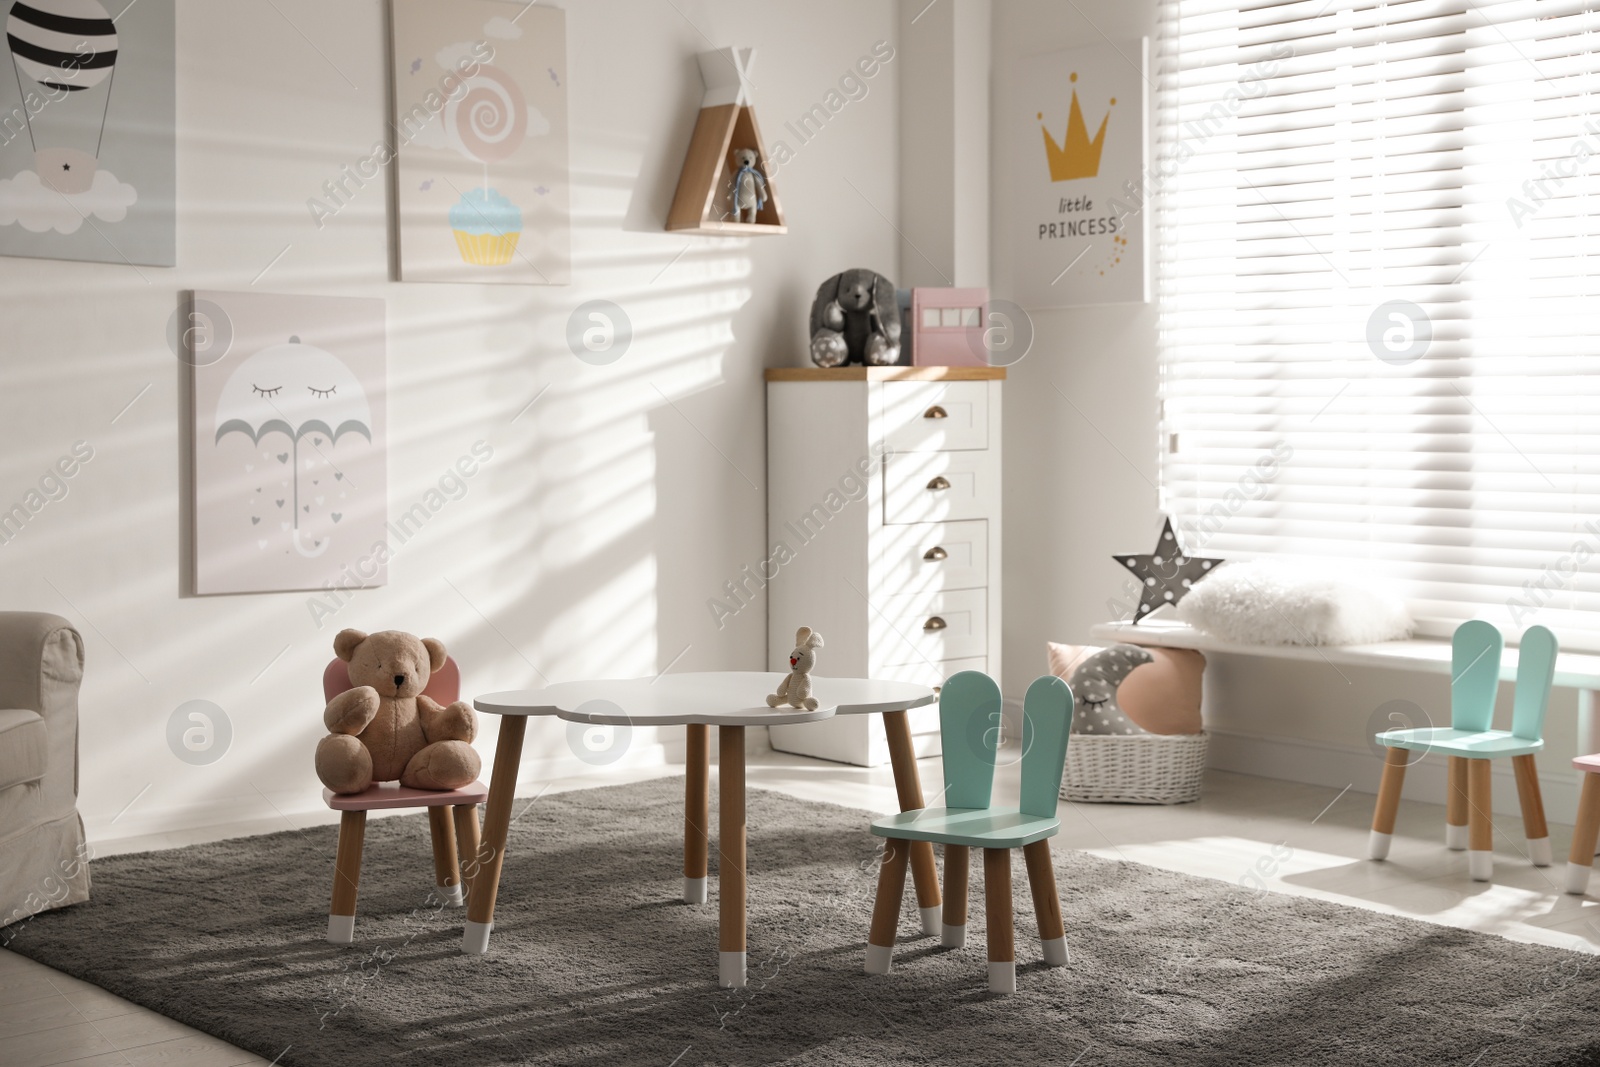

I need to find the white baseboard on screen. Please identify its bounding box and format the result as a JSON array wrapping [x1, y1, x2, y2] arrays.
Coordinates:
[[1206, 728, 1579, 827]]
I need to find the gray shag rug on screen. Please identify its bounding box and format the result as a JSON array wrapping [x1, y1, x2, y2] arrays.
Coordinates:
[[4, 776, 1600, 1067]]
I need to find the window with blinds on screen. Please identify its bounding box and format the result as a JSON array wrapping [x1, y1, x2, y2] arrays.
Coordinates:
[[1155, 0, 1600, 649]]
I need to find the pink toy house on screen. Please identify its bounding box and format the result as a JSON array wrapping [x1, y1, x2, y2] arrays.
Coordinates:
[[911, 287, 990, 367]]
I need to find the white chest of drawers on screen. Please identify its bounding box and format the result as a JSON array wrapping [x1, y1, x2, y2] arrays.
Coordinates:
[[763, 366, 1004, 766]]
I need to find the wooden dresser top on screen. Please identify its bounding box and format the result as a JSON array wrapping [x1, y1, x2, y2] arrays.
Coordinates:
[[764, 366, 1007, 382]]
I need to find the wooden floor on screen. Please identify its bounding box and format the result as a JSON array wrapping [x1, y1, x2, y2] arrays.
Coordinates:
[[2, 752, 1597, 1066]]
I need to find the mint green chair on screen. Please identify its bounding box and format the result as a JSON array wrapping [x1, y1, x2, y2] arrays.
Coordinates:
[[863, 671, 1073, 994], [1368, 621, 1558, 882]]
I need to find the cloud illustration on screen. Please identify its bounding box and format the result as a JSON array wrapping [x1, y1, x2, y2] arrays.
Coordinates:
[[0, 169, 137, 234], [435, 41, 479, 71], [483, 16, 523, 40]]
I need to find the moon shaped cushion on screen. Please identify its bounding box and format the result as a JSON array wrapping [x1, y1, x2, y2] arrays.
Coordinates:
[[1047, 641, 1205, 736]]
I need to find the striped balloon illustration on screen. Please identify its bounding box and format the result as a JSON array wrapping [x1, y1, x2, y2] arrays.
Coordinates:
[[6, 0, 118, 93]]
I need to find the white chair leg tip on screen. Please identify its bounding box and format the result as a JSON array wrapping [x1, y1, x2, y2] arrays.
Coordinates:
[[719, 951, 747, 989], [1565, 862, 1593, 896], [326, 914, 354, 945], [461, 919, 493, 955], [987, 961, 1016, 995], [864, 943, 893, 975], [1528, 837, 1553, 868], [1041, 936, 1069, 967], [919, 906, 940, 937], [1468, 850, 1493, 882], [1367, 830, 1392, 861], [683, 876, 707, 905], [439, 883, 464, 907], [941, 923, 966, 949], [1445, 823, 1468, 851]]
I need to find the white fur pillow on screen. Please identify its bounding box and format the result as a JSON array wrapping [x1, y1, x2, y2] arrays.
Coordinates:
[[1174, 560, 1413, 646]]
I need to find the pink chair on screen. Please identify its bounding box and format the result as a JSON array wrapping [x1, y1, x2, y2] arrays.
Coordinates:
[[320, 656, 487, 945]]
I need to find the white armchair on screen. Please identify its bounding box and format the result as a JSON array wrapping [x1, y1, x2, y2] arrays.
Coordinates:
[[0, 612, 89, 932]]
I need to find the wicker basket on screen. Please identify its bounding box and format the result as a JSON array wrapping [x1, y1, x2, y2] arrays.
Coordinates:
[[1061, 732, 1209, 805]]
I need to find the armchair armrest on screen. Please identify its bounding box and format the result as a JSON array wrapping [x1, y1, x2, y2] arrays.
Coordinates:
[[0, 613, 84, 804]]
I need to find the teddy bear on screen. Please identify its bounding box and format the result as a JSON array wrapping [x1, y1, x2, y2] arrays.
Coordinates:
[[808, 268, 902, 367], [730, 147, 768, 224], [314, 628, 481, 795], [767, 626, 824, 711]]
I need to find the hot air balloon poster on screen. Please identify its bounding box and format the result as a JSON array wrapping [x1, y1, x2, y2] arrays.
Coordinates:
[[0, 0, 174, 267], [190, 291, 388, 596], [389, 0, 569, 285]]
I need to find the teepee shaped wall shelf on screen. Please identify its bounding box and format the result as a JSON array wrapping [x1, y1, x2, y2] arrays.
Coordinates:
[[666, 47, 787, 236]]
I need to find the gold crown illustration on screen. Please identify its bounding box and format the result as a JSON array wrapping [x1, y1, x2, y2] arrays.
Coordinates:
[[1040, 73, 1113, 181]]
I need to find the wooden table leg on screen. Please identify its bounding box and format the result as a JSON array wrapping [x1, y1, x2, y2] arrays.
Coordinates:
[[453, 802, 482, 909], [883, 709, 941, 935], [718, 724, 746, 988], [684, 723, 710, 904], [1566, 773, 1600, 894], [427, 806, 462, 906], [1584, 689, 1600, 859], [328, 810, 366, 945], [463, 715, 526, 954]]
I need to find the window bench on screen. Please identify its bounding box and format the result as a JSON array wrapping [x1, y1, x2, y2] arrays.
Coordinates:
[[1088, 619, 1600, 763]]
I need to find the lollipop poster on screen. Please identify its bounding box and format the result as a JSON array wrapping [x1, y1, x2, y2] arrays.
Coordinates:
[[389, 0, 569, 285], [190, 290, 388, 596], [0, 0, 174, 267]]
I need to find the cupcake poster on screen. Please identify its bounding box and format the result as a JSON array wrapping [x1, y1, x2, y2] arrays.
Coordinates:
[[191, 290, 388, 596], [390, 0, 569, 285]]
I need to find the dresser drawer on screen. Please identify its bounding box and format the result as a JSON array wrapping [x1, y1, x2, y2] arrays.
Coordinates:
[[882, 381, 989, 452], [876, 656, 987, 697], [875, 657, 987, 738], [873, 520, 987, 595], [874, 587, 987, 666], [883, 451, 998, 525]]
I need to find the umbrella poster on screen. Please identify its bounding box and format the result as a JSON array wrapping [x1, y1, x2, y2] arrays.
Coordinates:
[[0, 0, 174, 267], [389, 0, 569, 284], [191, 291, 387, 596]]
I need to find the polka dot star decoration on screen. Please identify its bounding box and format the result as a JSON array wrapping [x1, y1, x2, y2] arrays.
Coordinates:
[[1114, 517, 1224, 624]]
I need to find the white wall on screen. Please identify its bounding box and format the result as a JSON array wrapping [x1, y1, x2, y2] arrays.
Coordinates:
[[0, 0, 902, 841], [993, 0, 1162, 696], [992, 0, 1588, 821]]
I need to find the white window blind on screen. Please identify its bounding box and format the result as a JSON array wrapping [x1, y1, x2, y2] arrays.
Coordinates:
[[1155, 0, 1600, 649]]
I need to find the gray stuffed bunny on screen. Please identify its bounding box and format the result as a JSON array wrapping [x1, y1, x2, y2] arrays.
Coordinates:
[[809, 268, 902, 367]]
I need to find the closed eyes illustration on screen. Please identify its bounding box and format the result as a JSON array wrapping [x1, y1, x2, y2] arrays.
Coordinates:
[[251, 384, 339, 398], [215, 336, 371, 559]]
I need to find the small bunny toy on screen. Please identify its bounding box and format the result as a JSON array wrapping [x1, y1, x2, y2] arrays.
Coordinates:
[[767, 626, 824, 711]]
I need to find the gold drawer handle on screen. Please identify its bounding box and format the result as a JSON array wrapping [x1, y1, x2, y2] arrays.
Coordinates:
[[924, 405, 948, 419], [926, 476, 951, 491], [923, 616, 947, 631], [923, 546, 948, 561]]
